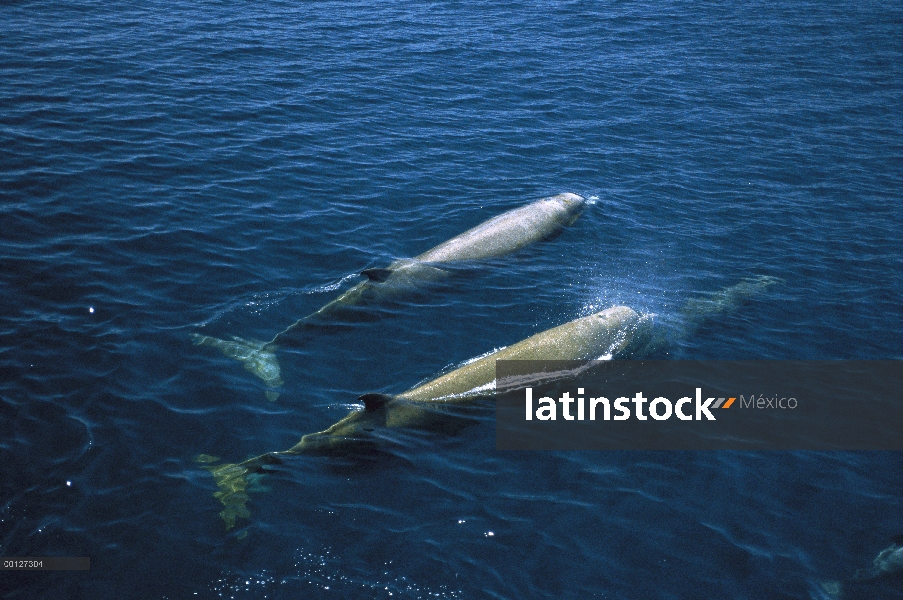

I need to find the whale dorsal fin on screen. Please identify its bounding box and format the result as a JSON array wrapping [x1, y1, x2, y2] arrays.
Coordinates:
[[359, 393, 393, 411], [361, 268, 394, 283]]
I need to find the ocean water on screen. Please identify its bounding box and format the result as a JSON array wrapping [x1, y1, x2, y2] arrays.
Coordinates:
[[1, 0, 902, 598]]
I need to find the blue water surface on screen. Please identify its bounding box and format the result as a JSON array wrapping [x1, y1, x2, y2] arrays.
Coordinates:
[[1, 0, 901, 598]]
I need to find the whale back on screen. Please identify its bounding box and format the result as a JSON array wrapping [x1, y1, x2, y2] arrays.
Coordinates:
[[397, 305, 649, 404], [415, 193, 586, 263]]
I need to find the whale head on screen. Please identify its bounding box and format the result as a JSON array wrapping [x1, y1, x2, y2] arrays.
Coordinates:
[[547, 192, 587, 225], [555, 192, 586, 206]]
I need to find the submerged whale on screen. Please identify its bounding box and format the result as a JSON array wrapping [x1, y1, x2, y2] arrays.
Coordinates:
[[202, 275, 782, 529], [203, 305, 648, 529], [819, 536, 903, 599], [191, 193, 587, 400]]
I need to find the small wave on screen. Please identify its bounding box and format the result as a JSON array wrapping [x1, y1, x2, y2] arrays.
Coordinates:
[[247, 273, 360, 309], [458, 346, 506, 367], [497, 360, 607, 393], [193, 274, 360, 327], [207, 547, 465, 599], [67, 414, 95, 461], [306, 273, 360, 294], [244, 291, 291, 315], [428, 380, 497, 403]]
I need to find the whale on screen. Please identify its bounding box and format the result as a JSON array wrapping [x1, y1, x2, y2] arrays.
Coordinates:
[[199, 276, 783, 529], [201, 275, 784, 529], [286, 305, 650, 455], [819, 536, 903, 599], [202, 305, 650, 528], [191, 193, 587, 400], [855, 538, 903, 582], [636, 274, 785, 357]]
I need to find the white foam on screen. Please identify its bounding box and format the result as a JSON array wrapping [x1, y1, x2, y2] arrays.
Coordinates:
[[458, 346, 506, 366], [307, 273, 359, 294]]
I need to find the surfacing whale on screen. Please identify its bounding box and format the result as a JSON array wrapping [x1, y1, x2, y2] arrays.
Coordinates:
[[191, 193, 587, 401], [201, 275, 782, 530]]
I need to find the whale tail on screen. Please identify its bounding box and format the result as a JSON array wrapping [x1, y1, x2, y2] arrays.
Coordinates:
[[190, 334, 283, 401], [196, 453, 281, 531]]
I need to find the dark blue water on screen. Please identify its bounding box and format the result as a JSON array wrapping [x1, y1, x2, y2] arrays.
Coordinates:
[[2, 1, 901, 598]]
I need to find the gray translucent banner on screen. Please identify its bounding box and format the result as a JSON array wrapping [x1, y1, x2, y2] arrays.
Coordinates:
[[495, 361, 903, 450], [0, 557, 90, 570]]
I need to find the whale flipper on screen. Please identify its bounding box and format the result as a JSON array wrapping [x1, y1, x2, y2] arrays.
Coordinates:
[[190, 334, 283, 401]]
